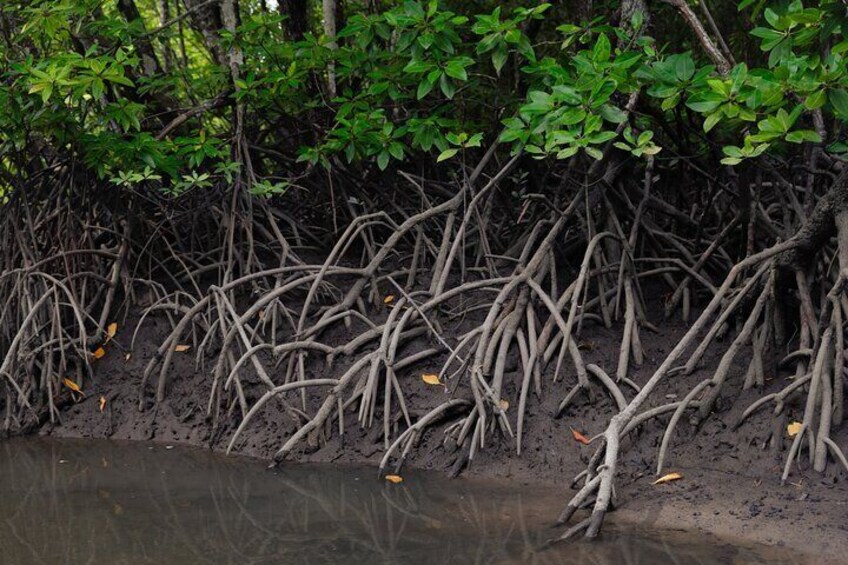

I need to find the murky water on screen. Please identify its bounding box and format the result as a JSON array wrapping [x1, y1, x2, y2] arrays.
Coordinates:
[[0, 438, 802, 564]]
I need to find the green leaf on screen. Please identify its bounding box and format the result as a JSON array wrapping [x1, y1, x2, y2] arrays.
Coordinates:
[[404, 60, 431, 73], [377, 151, 390, 170], [584, 146, 604, 160], [592, 34, 611, 63], [599, 105, 627, 124], [686, 93, 724, 113], [556, 146, 579, 159], [661, 93, 681, 111], [388, 142, 404, 160], [830, 89, 848, 118], [417, 76, 437, 99], [631, 10, 644, 31], [440, 74, 456, 99], [804, 90, 826, 110], [785, 130, 822, 144], [437, 148, 459, 162], [674, 55, 695, 82], [492, 46, 508, 75], [703, 113, 722, 133], [445, 60, 468, 81]]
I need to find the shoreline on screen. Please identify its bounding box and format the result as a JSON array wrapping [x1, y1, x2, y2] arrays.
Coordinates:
[[41, 416, 847, 562], [2, 434, 826, 564], [29, 312, 848, 563]]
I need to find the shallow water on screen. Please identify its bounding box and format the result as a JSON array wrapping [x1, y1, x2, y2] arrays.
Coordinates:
[[0, 438, 802, 564]]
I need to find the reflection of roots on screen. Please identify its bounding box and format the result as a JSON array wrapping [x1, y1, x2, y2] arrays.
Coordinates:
[[2, 440, 750, 563]]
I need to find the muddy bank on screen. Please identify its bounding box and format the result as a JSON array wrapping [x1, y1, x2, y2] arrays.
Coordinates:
[[36, 307, 848, 562]]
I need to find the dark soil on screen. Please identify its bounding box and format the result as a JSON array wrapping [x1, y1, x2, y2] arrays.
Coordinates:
[[37, 297, 848, 562]]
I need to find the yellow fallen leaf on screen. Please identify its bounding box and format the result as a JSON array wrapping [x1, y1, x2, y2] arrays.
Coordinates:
[[174, 344, 191, 353], [99, 395, 106, 413], [421, 373, 441, 386], [63, 378, 84, 395], [385, 474, 403, 484], [787, 421, 802, 438], [570, 427, 590, 445], [499, 399, 509, 411], [107, 322, 118, 339], [92, 347, 106, 360], [652, 472, 683, 485], [384, 295, 395, 304]]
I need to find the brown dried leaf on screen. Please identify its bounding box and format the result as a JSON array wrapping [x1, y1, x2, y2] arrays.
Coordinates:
[[385, 474, 403, 484], [99, 395, 106, 413], [652, 472, 683, 485], [92, 347, 106, 360], [570, 427, 590, 445], [421, 373, 441, 386], [63, 378, 84, 395], [499, 399, 509, 411]]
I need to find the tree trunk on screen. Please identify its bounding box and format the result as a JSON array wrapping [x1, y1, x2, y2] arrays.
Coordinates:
[[278, 0, 309, 40], [323, 0, 337, 97]]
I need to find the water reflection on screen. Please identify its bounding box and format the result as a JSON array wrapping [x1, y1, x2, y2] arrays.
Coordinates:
[[0, 438, 799, 564]]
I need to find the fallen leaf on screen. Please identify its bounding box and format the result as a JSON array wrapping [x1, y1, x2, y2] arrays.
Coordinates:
[[63, 378, 84, 395], [384, 295, 395, 304], [787, 421, 802, 438], [385, 474, 403, 484], [107, 322, 118, 339], [125, 353, 132, 361], [99, 395, 106, 413], [499, 399, 509, 411], [652, 472, 683, 485], [421, 373, 441, 386], [92, 347, 106, 360], [570, 427, 590, 445], [174, 344, 191, 353]]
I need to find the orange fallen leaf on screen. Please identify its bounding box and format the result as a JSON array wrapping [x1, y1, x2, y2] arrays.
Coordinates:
[[652, 472, 683, 485], [107, 322, 118, 339], [385, 474, 403, 484], [570, 427, 590, 445], [174, 344, 191, 353], [99, 395, 106, 413], [384, 295, 395, 304], [63, 378, 84, 396], [787, 421, 802, 438], [499, 399, 509, 411], [92, 347, 106, 360], [422, 373, 441, 386]]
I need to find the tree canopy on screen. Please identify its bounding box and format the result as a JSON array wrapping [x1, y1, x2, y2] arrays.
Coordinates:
[[2, 0, 846, 195]]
